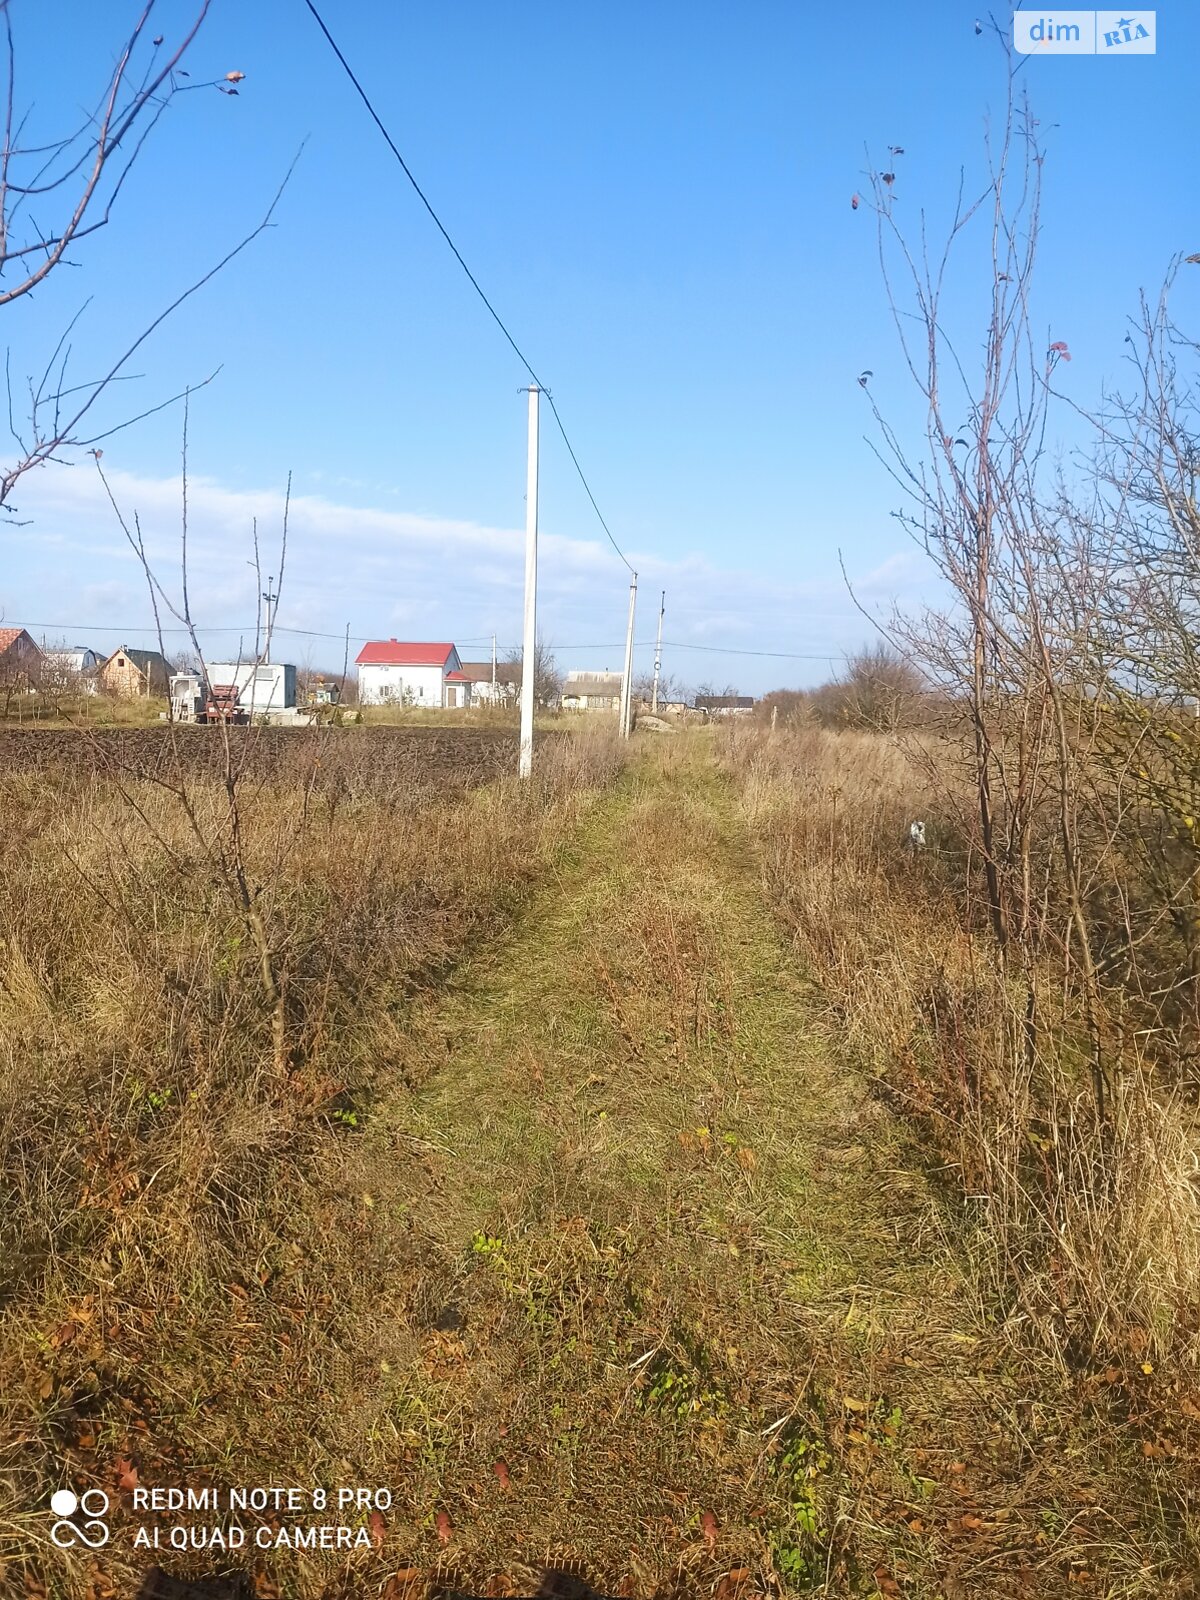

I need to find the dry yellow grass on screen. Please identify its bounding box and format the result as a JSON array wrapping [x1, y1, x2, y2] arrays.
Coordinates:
[[723, 718, 1200, 1357], [4, 727, 1198, 1599], [0, 726, 621, 1599]]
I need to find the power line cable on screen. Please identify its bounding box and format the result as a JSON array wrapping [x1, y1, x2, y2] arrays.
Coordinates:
[[27, 620, 254, 638], [25, 621, 502, 644], [488, 640, 853, 661], [300, 0, 635, 576], [29, 623, 852, 664], [662, 639, 850, 661]]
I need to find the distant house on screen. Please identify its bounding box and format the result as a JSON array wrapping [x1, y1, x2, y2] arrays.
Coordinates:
[[459, 660, 521, 705], [43, 645, 104, 693], [0, 627, 44, 689], [355, 640, 469, 708], [98, 645, 170, 698], [561, 670, 623, 712], [695, 694, 754, 716]]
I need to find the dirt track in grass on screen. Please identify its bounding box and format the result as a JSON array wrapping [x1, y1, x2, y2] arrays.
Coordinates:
[[21, 735, 1191, 1599], [332, 743, 1029, 1596], [365, 740, 1196, 1599]]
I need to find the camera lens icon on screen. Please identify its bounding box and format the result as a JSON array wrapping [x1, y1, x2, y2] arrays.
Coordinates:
[[50, 1488, 110, 1548]]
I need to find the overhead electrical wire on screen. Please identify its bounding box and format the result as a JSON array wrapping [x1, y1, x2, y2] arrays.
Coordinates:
[[482, 640, 853, 662], [25, 620, 853, 664], [34, 15, 855, 678], [661, 640, 849, 661], [300, 0, 636, 576]]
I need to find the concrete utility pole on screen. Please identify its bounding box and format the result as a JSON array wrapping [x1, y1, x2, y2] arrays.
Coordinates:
[[518, 385, 540, 778], [491, 632, 497, 693], [619, 572, 638, 738], [651, 589, 665, 714], [262, 575, 275, 665]]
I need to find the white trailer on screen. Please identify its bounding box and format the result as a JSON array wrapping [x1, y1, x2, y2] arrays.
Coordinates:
[[206, 662, 297, 716]]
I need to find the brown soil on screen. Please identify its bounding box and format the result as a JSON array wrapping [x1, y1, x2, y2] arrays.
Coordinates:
[[0, 725, 527, 797]]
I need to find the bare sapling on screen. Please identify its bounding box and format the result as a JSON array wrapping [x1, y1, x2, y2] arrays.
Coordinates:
[[838, 37, 1200, 1362], [93, 402, 297, 1072], [0, 3, 299, 518]]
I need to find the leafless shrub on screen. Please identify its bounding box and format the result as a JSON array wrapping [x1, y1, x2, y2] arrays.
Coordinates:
[[730, 45, 1200, 1365], [806, 643, 925, 732], [725, 724, 1200, 1365], [0, 3, 292, 516]]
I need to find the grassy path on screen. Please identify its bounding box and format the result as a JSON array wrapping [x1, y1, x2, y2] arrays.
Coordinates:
[[11, 734, 1184, 1600], [369, 740, 1000, 1595]]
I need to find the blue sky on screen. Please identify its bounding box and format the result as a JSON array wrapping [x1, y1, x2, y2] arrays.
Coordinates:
[[3, 2, 1196, 691]]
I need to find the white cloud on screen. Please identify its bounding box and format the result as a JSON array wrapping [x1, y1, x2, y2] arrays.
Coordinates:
[[2, 463, 934, 687]]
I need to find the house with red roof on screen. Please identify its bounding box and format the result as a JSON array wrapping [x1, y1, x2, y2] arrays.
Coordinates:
[[0, 626, 43, 691], [354, 640, 470, 708]]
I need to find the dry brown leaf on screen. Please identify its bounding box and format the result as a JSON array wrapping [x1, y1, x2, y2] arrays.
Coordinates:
[[714, 1569, 751, 1600], [434, 1509, 453, 1545], [381, 1569, 422, 1600], [492, 1458, 511, 1489], [700, 1509, 718, 1549]]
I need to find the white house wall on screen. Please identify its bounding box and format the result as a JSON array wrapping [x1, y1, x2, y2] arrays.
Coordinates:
[[359, 662, 447, 707]]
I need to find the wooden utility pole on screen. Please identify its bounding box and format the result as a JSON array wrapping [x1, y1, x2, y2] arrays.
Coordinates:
[[519, 386, 540, 777]]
